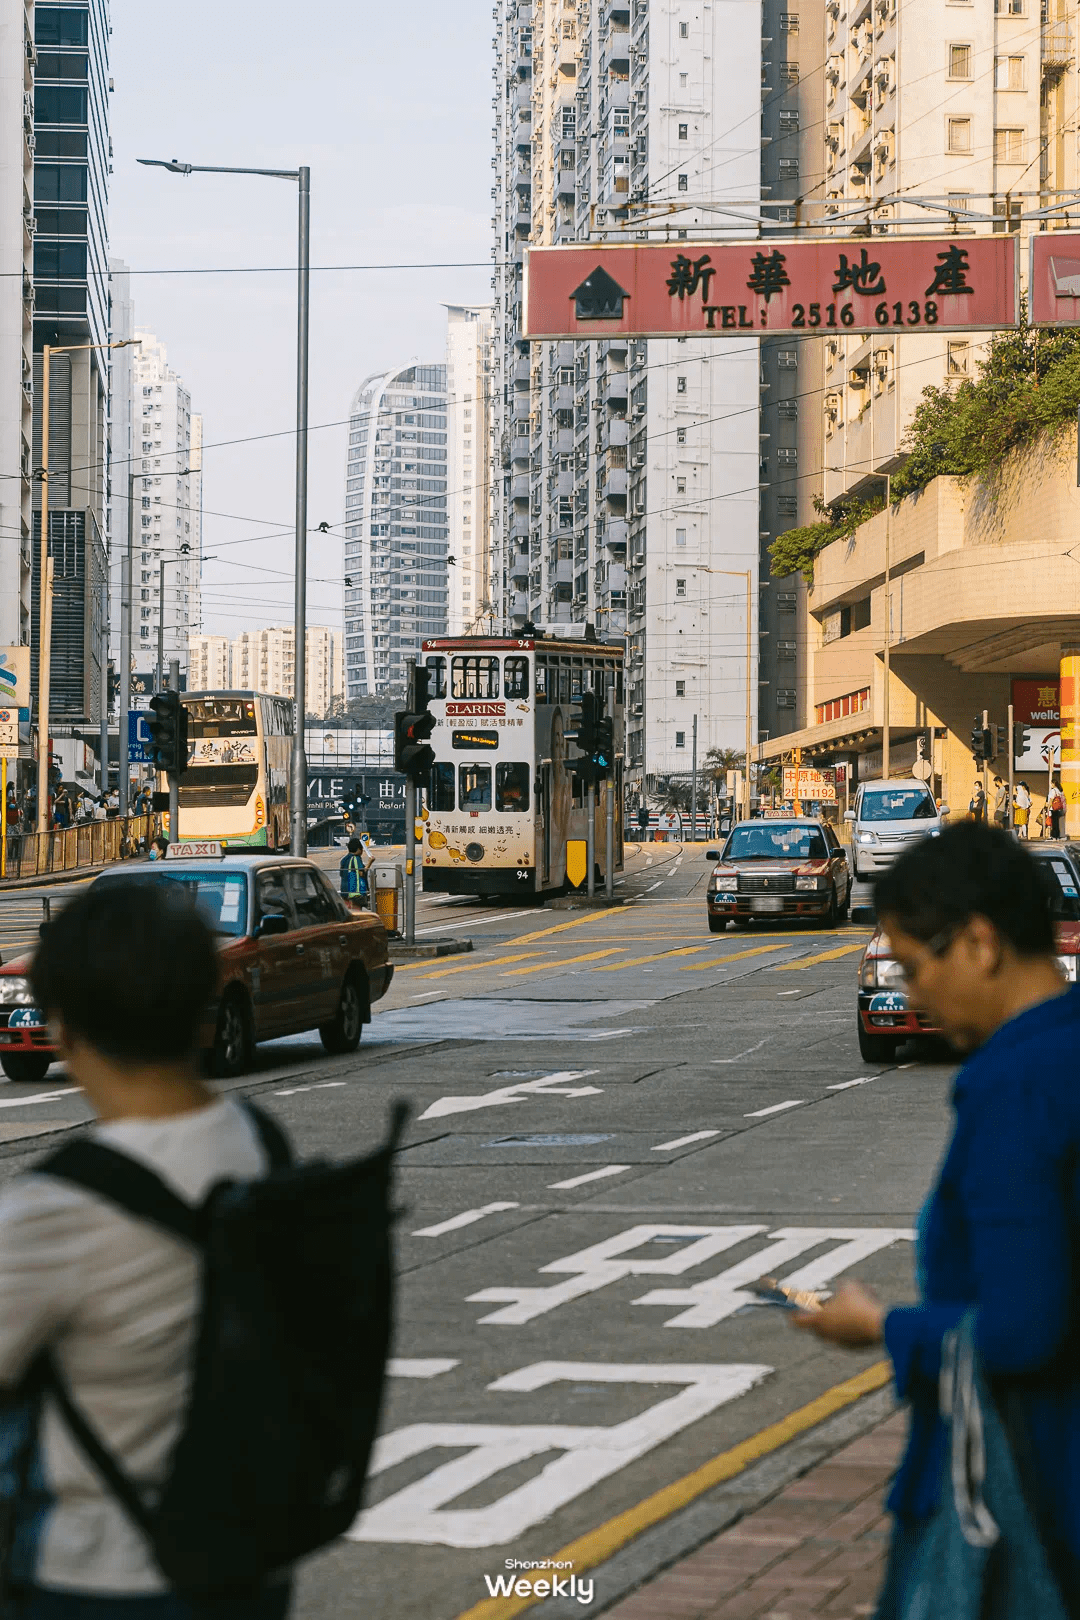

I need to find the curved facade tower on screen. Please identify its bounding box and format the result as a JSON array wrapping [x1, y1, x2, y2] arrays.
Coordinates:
[[343, 363, 449, 699]]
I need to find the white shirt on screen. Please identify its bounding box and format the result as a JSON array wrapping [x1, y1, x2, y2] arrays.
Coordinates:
[[0, 1099, 268, 1593]]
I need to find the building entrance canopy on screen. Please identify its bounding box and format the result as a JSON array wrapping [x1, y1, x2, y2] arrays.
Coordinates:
[[524, 237, 1019, 339]]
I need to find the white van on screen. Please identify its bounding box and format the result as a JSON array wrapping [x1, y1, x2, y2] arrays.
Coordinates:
[[845, 779, 949, 882]]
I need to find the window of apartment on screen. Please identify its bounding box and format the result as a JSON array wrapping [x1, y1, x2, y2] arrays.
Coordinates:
[[778, 349, 798, 369], [948, 340, 969, 374], [679, 20, 689, 36], [777, 689, 796, 709], [994, 0, 1024, 12], [679, 73, 688, 86], [948, 43, 972, 78], [676, 376, 687, 393], [676, 528, 687, 546], [777, 640, 797, 660], [947, 117, 972, 153], [677, 427, 687, 444], [675, 578, 687, 597], [777, 591, 797, 613], [778, 158, 800, 178], [675, 730, 686, 747], [779, 12, 799, 31], [995, 126, 1025, 163], [995, 55, 1025, 89], [947, 191, 974, 229], [675, 680, 685, 697], [779, 109, 800, 132], [677, 173, 688, 191]]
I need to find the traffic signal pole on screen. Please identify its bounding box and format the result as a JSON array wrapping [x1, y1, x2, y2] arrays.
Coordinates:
[[1007, 701, 1014, 828], [587, 782, 595, 899], [404, 775, 416, 944], [168, 658, 180, 842]]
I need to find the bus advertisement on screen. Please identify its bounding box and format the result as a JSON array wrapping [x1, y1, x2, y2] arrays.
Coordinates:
[[173, 692, 292, 849], [420, 635, 624, 898]]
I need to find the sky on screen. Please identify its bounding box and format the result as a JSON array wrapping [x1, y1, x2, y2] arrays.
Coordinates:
[[109, 0, 493, 639]]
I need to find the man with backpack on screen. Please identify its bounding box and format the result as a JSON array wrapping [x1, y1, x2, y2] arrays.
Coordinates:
[[0, 880, 398, 1618]]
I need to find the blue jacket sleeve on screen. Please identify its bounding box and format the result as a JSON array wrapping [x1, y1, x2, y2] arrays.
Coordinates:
[[883, 1070, 1070, 1397]]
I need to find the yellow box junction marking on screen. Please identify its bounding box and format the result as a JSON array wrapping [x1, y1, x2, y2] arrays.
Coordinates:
[[415, 951, 551, 980], [592, 944, 713, 971], [453, 1361, 892, 1620], [500, 948, 627, 977], [772, 942, 867, 972], [679, 942, 790, 970], [511, 911, 613, 945]]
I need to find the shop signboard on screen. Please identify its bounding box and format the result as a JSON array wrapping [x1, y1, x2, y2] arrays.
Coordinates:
[[1012, 679, 1060, 773]]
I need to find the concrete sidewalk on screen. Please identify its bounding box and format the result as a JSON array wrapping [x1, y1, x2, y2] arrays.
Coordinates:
[[604, 1410, 906, 1620]]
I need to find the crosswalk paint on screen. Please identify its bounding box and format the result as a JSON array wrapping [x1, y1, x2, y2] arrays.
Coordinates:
[[500, 948, 626, 977], [413, 1202, 521, 1237], [593, 944, 712, 972], [679, 943, 788, 971], [772, 942, 866, 972], [415, 951, 550, 980]]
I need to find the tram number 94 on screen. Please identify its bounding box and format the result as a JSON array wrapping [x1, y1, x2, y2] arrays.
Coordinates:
[[790, 301, 940, 328]]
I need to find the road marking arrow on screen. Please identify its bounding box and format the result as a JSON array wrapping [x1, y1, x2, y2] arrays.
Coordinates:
[[418, 1069, 601, 1120]]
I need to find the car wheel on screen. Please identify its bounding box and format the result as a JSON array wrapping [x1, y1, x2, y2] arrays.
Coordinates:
[[0, 1053, 51, 1085], [708, 915, 726, 934], [320, 970, 366, 1056], [209, 990, 253, 1080], [858, 1025, 898, 1064]]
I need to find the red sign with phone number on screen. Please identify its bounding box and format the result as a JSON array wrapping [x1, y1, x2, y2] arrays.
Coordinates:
[[524, 237, 1019, 338]]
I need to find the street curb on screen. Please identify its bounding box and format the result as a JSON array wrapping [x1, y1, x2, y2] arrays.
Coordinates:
[[389, 938, 474, 960], [0, 864, 114, 892], [535, 1384, 897, 1619]]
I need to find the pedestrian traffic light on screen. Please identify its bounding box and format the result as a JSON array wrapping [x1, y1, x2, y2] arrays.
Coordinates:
[[394, 667, 436, 786], [147, 691, 188, 775]]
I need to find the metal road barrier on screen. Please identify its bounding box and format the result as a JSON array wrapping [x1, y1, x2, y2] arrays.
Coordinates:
[[1, 815, 161, 881]]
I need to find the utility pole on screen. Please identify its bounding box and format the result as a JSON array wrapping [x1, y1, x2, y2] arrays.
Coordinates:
[[690, 713, 698, 842], [586, 779, 596, 898], [168, 657, 180, 841], [99, 577, 109, 801], [883, 473, 892, 779], [403, 659, 417, 945], [982, 708, 990, 809], [36, 348, 52, 835], [156, 558, 166, 690], [118, 470, 135, 817], [605, 683, 616, 898]]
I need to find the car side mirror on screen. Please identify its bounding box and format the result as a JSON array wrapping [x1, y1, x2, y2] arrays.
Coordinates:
[[938, 805, 950, 817], [255, 913, 289, 939], [705, 850, 721, 861], [844, 810, 856, 823]]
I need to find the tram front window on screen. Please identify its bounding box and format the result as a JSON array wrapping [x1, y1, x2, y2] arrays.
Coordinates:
[[459, 764, 492, 810], [430, 762, 455, 811], [504, 657, 530, 699], [496, 762, 530, 812], [452, 656, 500, 699], [425, 656, 447, 699]]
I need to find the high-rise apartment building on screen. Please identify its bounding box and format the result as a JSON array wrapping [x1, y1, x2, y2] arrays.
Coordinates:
[[229, 626, 343, 718], [188, 633, 230, 691], [342, 364, 449, 697], [0, 0, 35, 652], [107, 255, 134, 697], [30, 0, 111, 722], [445, 305, 494, 634], [131, 330, 202, 675], [490, 0, 763, 790]]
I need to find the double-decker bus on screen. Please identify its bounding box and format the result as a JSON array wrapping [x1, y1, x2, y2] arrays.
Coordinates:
[[420, 634, 624, 898], [173, 691, 292, 849]]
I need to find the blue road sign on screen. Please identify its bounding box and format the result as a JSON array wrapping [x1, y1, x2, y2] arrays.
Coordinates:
[[128, 710, 153, 764]]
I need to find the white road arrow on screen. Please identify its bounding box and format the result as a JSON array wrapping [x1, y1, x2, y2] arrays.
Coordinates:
[[418, 1070, 601, 1120]]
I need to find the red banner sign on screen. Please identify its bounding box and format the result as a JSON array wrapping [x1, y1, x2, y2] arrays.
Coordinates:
[[524, 237, 1019, 338], [1029, 233, 1080, 326]]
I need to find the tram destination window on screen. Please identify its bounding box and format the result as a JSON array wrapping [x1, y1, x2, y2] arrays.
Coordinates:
[[504, 656, 530, 699], [429, 762, 455, 811], [424, 655, 447, 698], [452, 656, 500, 699], [459, 764, 492, 810], [496, 762, 530, 812], [452, 730, 499, 750]]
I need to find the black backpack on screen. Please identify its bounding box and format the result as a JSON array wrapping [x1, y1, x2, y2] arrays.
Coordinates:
[[18, 1100, 407, 1601]]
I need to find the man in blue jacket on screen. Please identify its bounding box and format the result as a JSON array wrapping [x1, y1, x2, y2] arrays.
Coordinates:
[[796, 822, 1080, 1613]]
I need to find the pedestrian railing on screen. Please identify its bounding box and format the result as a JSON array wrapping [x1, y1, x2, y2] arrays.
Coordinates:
[[2, 815, 162, 881]]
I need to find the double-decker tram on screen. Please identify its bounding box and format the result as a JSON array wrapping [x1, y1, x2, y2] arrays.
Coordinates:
[[420, 634, 625, 898]]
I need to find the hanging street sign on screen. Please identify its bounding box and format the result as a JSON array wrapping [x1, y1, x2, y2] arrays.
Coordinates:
[[1029, 232, 1080, 326], [782, 766, 837, 803], [524, 236, 1020, 339]]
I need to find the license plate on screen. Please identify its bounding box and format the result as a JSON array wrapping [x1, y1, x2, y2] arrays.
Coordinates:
[[751, 896, 784, 913]]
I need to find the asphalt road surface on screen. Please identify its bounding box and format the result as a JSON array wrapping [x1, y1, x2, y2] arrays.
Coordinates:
[[0, 843, 953, 1619]]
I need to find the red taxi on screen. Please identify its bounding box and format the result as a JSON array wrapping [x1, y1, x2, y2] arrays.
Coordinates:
[[706, 817, 851, 933], [856, 841, 1080, 1062], [0, 847, 393, 1084]]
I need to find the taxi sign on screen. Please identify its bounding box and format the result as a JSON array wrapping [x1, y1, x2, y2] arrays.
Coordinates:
[[165, 840, 225, 860]]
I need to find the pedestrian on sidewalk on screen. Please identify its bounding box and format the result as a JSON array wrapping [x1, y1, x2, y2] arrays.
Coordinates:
[[992, 775, 1009, 830], [1014, 779, 1032, 839], [1048, 780, 1065, 840], [967, 780, 987, 822], [793, 822, 1080, 1616]]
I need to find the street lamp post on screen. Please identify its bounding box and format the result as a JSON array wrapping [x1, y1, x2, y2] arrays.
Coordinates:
[[36, 338, 139, 834], [138, 157, 312, 856]]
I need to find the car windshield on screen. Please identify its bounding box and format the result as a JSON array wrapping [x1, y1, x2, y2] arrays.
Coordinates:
[[101, 871, 248, 936], [1034, 855, 1080, 922], [859, 789, 936, 822], [725, 825, 829, 861]]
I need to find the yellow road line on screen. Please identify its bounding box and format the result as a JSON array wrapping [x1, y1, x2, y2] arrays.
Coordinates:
[[453, 1361, 892, 1620], [510, 911, 615, 944], [500, 948, 627, 977], [773, 942, 867, 972], [415, 951, 551, 980], [679, 942, 790, 970], [592, 944, 713, 971]]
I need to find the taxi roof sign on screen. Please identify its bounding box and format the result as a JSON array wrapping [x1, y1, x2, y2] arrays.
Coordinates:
[[165, 840, 225, 860]]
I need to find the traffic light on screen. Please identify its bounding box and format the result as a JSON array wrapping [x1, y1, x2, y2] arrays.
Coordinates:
[[575, 690, 599, 757], [394, 667, 436, 786], [970, 716, 993, 764], [593, 717, 614, 777], [1013, 721, 1027, 761], [147, 691, 189, 775], [990, 723, 1006, 761]]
